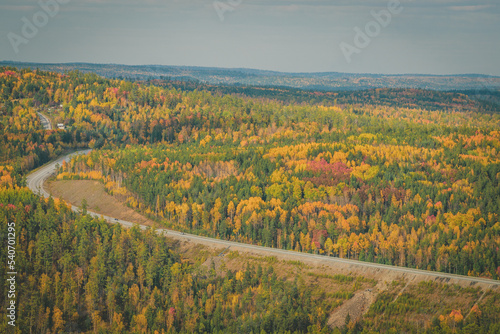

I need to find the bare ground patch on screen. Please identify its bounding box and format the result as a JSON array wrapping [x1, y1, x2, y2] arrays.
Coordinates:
[[327, 288, 377, 328], [47, 179, 156, 227]]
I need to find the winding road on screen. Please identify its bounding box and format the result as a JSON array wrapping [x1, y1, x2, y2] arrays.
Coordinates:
[[37, 112, 52, 130], [26, 150, 500, 287]]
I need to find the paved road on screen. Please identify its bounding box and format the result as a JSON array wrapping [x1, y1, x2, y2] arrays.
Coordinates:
[[26, 151, 500, 287], [37, 112, 52, 130], [26, 150, 91, 198]]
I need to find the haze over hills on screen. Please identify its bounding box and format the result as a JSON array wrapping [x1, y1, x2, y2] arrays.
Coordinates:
[[2, 61, 500, 92]]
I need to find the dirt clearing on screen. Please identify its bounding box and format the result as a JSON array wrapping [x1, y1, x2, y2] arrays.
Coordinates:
[[47, 180, 156, 227]]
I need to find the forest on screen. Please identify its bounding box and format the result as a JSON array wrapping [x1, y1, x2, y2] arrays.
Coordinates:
[[1, 66, 500, 333], [0, 188, 338, 333]]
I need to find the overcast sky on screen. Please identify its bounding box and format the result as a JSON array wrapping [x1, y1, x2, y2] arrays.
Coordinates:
[[0, 0, 499, 75]]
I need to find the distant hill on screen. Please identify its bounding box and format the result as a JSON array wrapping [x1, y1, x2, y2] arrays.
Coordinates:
[[1, 61, 499, 92]]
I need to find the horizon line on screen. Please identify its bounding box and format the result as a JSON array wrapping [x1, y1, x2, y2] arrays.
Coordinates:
[[1, 60, 498, 78]]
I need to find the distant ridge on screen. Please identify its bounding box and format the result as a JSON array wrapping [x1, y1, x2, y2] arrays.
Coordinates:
[[1, 61, 499, 92]]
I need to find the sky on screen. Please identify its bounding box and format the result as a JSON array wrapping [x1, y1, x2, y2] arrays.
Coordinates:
[[0, 0, 499, 75]]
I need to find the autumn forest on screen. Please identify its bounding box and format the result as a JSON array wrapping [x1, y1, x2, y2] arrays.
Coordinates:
[[1, 67, 500, 333]]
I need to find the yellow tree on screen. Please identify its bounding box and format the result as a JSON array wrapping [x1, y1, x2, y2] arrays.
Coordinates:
[[211, 198, 223, 233], [324, 238, 334, 256], [52, 307, 64, 333]]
